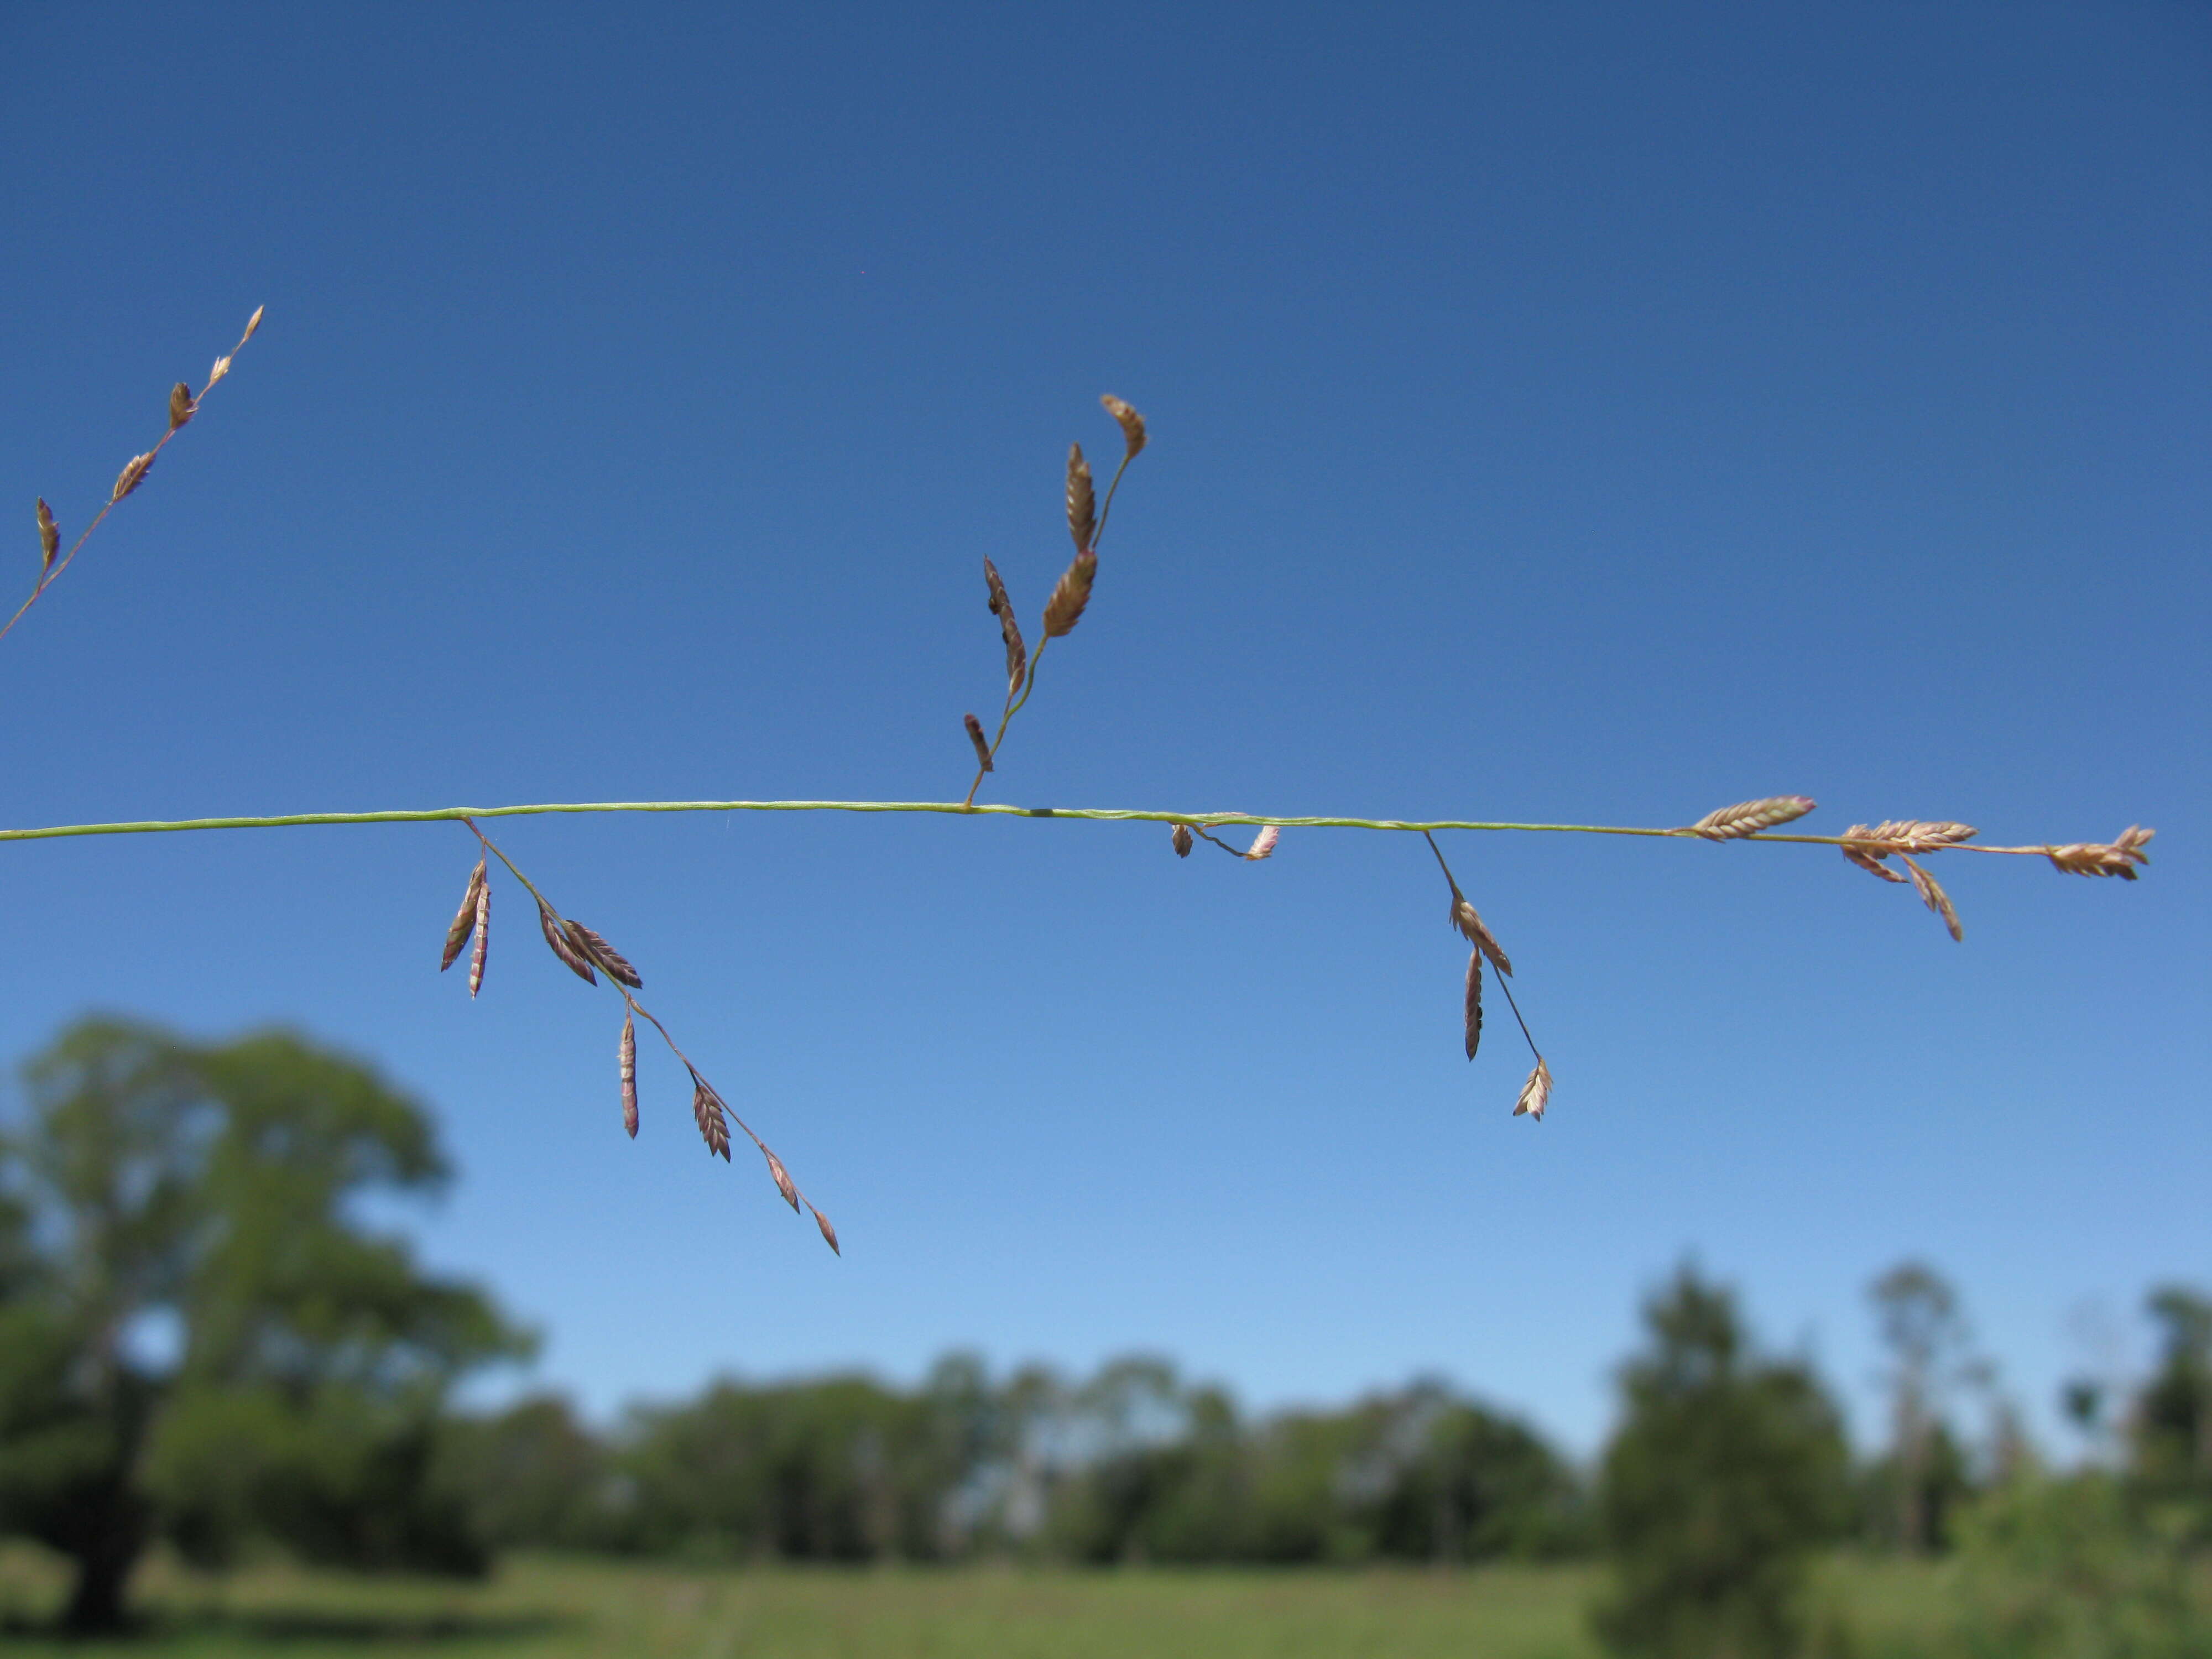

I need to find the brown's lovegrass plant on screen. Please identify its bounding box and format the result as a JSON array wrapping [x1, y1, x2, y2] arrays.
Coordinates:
[[3, 312, 2164, 1251]]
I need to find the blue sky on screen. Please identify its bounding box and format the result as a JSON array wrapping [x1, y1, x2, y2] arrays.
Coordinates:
[[2, 2, 2205, 1457]]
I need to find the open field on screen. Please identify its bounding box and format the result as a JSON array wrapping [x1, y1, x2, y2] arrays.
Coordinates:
[[0, 1548, 1966, 1658]]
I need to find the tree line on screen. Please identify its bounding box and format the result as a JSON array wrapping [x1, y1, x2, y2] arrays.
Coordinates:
[[4, 1019, 2207, 1653]]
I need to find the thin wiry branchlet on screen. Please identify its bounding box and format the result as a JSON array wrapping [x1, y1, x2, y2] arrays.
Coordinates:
[[2045, 825, 2154, 879], [1245, 825, 1281, 862], [1101, 395, 1147, 459], [36, 499, 59, 572], [1066, 442, 1096, 551], [1449, 895, 1512, 977], [619, 1010, 638, 1138], [468, 880, 489, 998], [690, 1073, 732, 1161], [964, 713, 994, 771], [111, 452, 154, 504], [1463, 947, 1483, 1060], [168, 383, 195, 431], [983, 557, 1026, 693], [1686, 796, 1817, 840], [1172, 823, 1194, 859], [1514, 1058, 1552, 1121], [441, 858, 487, 971], [764, 1147, 800, 1212], [539, 900, 598, 984], [1903, 857, 1964, 942], [1042, 549, 1097, 638], [812, 1205, 841, 1255]]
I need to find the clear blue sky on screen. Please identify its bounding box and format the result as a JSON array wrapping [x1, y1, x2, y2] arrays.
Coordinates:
[[3, 2, 2205, 1457]]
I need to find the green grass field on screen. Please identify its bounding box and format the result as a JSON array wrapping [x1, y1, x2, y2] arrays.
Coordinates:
[[0, 1547, 1970, 1658]]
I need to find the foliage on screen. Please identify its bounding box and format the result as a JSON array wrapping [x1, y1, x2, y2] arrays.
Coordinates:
[[1592, 1265, 1854, 1659], [0, 1018, 528, 1630], [2133, 1287, 2212, 1541]]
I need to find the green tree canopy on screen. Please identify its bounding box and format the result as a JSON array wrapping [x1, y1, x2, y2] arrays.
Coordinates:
[[0, 1017, 528, 1631]]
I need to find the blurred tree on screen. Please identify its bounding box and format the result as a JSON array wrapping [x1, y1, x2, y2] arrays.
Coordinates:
[[0, 1018, 527, 1631], [1593, 1265, 1853, 1659], [2132, 1286, 2212, 1538], [1868, 1260, 1986, 1553]]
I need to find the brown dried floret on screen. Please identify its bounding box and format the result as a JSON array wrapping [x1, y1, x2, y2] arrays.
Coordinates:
[[964, 713, 994, 771], [983, 557, 1026, 693], [168, 383, 195, 430], [539, 901, 597, 984], [1686, 796, 1817, 840], [1171, 823, 1194, 859], [111, 452, 154, 503], [1463, 947, 1483, 1060], [1514, 1058, 1553, 1122], [36, 499, 59, 572], [1903, 857, 1964, 942], [2045, 825, 2154, 880], [1042, 549, 1097, 638], [468, 881, 490, 998], [1448, 895, 1512, 977], [619, 1010, 638, 1138], [690, 1073, 732, 1160], [566, 920, 642, 988], [441, 858, 487, 971], [1839, 826, 1910, 883], [1065, 442, 1095, 551], [812, 1206, 841, 1255], [1100, 395, 1147, 458], [763, 1148, 800, 1212]]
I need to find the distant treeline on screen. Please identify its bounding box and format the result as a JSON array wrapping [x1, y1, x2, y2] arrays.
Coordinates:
[[439, 1359, 1588, 1565]]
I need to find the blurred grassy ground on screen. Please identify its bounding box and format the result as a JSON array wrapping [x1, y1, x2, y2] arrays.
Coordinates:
[[0, 1545, 1957, 1658]]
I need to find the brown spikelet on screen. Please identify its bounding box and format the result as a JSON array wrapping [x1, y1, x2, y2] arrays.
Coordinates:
[[983, 557, 1027, 693], [168, 382, 195, 430], [1448, 895, 1512, 977], [1514, 1058, 1553, 1121], [1902, 857, 1964, 942], [1172, 823, 1194, 859], [811, 1205, 841, 1255], [2046, 825, 2154, 880], [441, 858, 487, 971], [468, 880, 489, 997], [1686, 796, 1817, 840], [1065, 442, 1095, 551], [1100, 395, 1147, 459], [618, 1010, 638, 1138], [111, 452, 154, 503], [566, 920, 641, 988], [964, 713, 994, 771], [1244, 825, 1281, 862], [539, 901, 597, 984], [1840, 827, 1911, 883], [1463, 947, 1483, 1060], [690, 1073, 732, 1160], [1853, 820, 1980, 854], [763, 1147, 800, 1213], [36, 499, 59, 572], [1042, 549, 1097, 638], [243, 304, 264, 341]]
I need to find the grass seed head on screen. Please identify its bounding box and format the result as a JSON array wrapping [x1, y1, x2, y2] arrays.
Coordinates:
[[1464, 947, 1483, 1060], [468, 880, 490, 997], [764, 1147, 800, 1212], [1514, 1058, 1553, 1121], [207, 354, 232, 388], [1100, 395, 1147, 459], [441, 858, 487, 971], [1042, 549, 1097, 638], [1903, 856, 1964, 942], [2046, 825, 2154, 879], [1840, 827, 1910, 883], [690, 1073, 732, 1160], [111, 451, 154, 503], [964, 712, 994, 771], [1855, 820, 1979, 853], [243, 304, 264, 341], [1687, 796, 1817, 840], [36, 499, 59, 571], [1244, 825, 1281, 862], [1065, 442, 1096, 551], [539, 901, 598, 984], [1172, 823, 1194, 858], [984, 556, 1026, 693], [1449, 895, 1511, 976], [619, 1010, 638, 1138], [168, 383, 195, 430], [812, 1205, 841, 1255], [566, 920, 642, 988]]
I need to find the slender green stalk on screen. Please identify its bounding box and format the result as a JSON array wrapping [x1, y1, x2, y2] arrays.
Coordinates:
[[0, 797, 2076, 853]]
